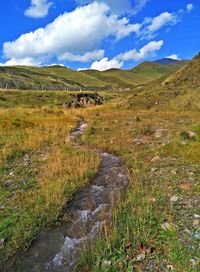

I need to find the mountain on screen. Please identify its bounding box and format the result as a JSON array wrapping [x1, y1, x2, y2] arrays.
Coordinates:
[[0, 65, 108, 91], [163, 53, 200, 88], [82, 60, 188, 88], [0, 59, 188, 91], [155, 58, 179, 65]]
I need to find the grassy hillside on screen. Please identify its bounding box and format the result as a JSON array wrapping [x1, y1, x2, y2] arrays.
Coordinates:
[[82, 60, 188, 88], [0, 65, 108, 91], [0, 59, 187, 92], [163, 53, 200, 88]]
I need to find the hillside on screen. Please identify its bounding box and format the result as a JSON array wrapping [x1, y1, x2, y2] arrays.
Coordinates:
[[163, 53, 200, 87], [82, 60, 188, 88], [0, 59, 188, 91], [0, 65, 108, 91]]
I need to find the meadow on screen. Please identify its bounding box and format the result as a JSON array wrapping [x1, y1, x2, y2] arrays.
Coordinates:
[[0, 84, 199, 271]]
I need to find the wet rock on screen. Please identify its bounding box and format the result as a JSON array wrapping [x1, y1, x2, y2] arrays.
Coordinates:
[[151, 156, 161, 163]]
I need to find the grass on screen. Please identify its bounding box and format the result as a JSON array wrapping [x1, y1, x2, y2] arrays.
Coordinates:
[[76, 91, 200, 271], [0, 61, 200, 272], [0, 103, 101, 264]]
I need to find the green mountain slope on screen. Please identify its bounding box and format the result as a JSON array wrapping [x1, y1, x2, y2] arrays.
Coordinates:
[[163, 53, 200, 88], [82, 60, 188, 88], [0, 65, 108, 91], [0, 59, 188, 91]]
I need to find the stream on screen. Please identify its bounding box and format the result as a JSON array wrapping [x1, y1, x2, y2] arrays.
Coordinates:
[[7, 121, 129, 272]]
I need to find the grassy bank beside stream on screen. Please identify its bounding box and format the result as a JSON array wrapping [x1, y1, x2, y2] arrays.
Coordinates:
[[77, 93, 200, 272]]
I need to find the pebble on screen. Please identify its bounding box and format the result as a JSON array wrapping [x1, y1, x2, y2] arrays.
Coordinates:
[[135, 253, 146, 262], [194, 231, 200, 240], [170, 196, 179, 203], [193, 219, 200, 226], [0, 205, 5, 210], [0, 239, 5, 246], [194, 214, 200, 219], [102, 260, 112, 267], [151, 156, 161, 163], [161, 222, 176, 231]]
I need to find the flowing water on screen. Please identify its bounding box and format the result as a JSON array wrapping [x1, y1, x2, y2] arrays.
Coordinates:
[[6, 122, 129, 272]]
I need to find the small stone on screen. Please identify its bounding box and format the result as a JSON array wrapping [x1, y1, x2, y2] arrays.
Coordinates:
[[167, 265, 174, 270], [180, 141, 187, 145], [9, 171, 14, 176], [135, 116, 141, 122], [194, 231, 200, 240], [180, 131, 197, 140], [136, 253, 146, 262], [102, 260, 112, 268], [148, 197, 156, 203], [171, 170, 177, 175], [193, 219, 200, 226], [151, 156, 161, 163], [170, 196, 179, 203], [194, 214, 200, 219], [179, 182, 192, 191], [0, 205, 5, 210], [151, 168, 158, 172], [0, 239, 5, 246], [161, 222, 176, 231]]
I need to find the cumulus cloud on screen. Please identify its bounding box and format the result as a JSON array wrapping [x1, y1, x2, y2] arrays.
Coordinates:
[[140, 12, 179, 39], [76, 0, 149, 15], [59, 50, 105, 62], [0, 57, 41, 66], [90, 40, 164, 71], [186, 3, 194, 12], [4, 2, 139, 64], [91, 57, 123, 71], [166, 54, 180, 60], [25, 0, 53, 18], [117, 40, 164, 61]]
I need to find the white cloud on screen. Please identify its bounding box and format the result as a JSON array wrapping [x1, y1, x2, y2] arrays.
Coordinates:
[[138, 12, 179, 39], [147, 12, 178, 32], [90, 40, 164, 71], [59, 50, 105, 62], [186, 3, 194, 12], [25, 0, 53, 18], [0, 57, 40, 66], [4, 2, 139, 63], [91, 57, 123, 71], [76, 0, 149, 15], [117, 40, 164, 61], [166, 54, 180, 60]]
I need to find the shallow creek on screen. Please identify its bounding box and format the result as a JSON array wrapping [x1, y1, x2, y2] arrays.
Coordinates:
[[8, 122, 129, 272]]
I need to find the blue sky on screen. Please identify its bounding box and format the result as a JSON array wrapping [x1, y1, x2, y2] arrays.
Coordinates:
[[0, 0, 199, 70]]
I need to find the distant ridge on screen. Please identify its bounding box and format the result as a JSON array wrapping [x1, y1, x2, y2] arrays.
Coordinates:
[[155, 58, 179, 65]]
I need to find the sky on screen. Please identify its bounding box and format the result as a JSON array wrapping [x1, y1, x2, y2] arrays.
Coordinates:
[[0, 0, 199, 70]]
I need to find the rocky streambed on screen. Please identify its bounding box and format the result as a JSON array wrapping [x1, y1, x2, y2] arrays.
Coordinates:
[[6, 121, 129, 272]]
